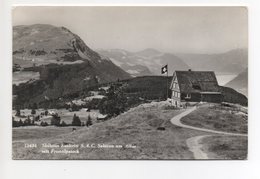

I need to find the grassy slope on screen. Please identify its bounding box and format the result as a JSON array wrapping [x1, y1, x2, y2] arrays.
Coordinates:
[[13, 126, 81, 141], [121, 76, 172, 99], [181, 104, 248, 160], [221, 86, 248, 106], [12, 102, 248, 160], [12, 102, 206, 160], [122, 77, 247, 106], [201, 135, 247, 159], [181, 104, 248, 134], [225, 68, 248, 97]]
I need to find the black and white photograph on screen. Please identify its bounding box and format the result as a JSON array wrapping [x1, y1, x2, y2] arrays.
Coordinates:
[[11, 6, 248, 160]]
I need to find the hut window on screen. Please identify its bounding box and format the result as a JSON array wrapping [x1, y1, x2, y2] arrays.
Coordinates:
[[173, 91, 179, 98], [192, 84, 201, 90], [185, 93, 191, 99]]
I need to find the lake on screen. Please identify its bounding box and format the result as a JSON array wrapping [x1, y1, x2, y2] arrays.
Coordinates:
[[216, 74, 237, 86]]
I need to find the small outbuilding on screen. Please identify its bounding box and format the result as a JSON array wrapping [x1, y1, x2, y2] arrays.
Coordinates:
[[170, 70, 223, 107]]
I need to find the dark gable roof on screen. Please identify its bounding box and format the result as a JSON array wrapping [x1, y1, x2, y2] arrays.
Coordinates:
[[175, 71, 221, 93]]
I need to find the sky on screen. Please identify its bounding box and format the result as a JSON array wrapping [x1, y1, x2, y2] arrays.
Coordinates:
[[13, 6, 248, 54]]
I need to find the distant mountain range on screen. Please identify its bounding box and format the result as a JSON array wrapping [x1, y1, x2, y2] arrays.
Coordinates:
[[96, 49, 153, 77], [176, 49, 248, 75], [98, 48, 247, 76], [97, 49, 190, 76], [134, 48, 162, 58]]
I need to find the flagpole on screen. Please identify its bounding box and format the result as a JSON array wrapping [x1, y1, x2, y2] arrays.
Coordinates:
[[166, 64, 168, 100]]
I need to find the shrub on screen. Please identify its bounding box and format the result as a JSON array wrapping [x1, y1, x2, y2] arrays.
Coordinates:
[[24, 116, 32, 125], [40, 121, 48, 126], [35, 115, 40, 121], [86, 115, 93, 127], [71, 103, 80, 111], [157, 126, 166, 131], [60, 121, 67, 127], [50, 114, 61, 126], [31, 109, 36, 115]]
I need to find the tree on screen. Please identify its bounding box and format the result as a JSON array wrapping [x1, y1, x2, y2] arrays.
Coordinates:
[[15, 108, 21, 117], [86, 115, 92, 127], [71, 114, 81, 126], [18, 119, 24, 126], [12, 117, 18, 127], [24, 116, 32, 126], [71, 103, 80, 111], [40, 121, 48, 127], [50, 114, 61, 126], [31, 109, 36, 115], [60, 121, 67, 127], [99, 88, 127, 117], [35, 115, 40, 121]]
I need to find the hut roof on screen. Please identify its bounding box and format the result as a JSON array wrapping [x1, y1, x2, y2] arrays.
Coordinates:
[[174, 70, 221, 93]]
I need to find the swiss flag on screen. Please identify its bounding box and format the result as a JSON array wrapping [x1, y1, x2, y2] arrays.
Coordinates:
[[161, 65, 168, 74]]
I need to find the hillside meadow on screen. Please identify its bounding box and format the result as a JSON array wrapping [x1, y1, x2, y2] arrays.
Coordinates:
[[201, 135, 247, 159], [13, 101, 207, 160], [181, 103, 248, 134], [13, 101, 247, 160]]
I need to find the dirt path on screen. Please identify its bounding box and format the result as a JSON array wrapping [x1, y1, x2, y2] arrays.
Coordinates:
[[170, 106, 248, 159], [186, 135, 212, 159]]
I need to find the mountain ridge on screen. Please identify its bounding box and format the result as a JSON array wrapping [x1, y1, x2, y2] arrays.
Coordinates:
[[13, 24, 131, 107], [225, 68, 248, 96], [176, 48, 248, 75], [98, 48, 247, 76]]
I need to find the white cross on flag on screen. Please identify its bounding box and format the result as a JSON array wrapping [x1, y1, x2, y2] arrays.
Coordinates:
[[161, 65, 168, 74]]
